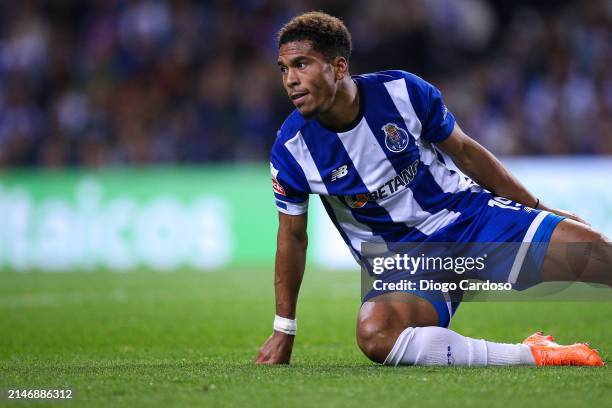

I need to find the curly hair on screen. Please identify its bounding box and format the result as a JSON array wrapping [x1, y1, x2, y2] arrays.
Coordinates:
[[278, 11, 352, 62]]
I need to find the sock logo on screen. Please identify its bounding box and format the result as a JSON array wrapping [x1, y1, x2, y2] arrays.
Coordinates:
[[447, 345, 454, 366]]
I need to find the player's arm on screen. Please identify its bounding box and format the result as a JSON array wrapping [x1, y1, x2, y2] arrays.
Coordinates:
[[255, 211, 308, 364], [436, 123, 587, 223]]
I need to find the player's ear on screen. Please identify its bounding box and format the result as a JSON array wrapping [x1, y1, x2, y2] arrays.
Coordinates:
[[333, 56, 348, 80]]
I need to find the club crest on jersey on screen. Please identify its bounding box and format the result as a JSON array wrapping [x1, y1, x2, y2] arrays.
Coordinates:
[[382, 123, 409, 153]]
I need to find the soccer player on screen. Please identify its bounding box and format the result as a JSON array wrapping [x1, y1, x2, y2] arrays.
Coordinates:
[[256, 11, 610, 366]]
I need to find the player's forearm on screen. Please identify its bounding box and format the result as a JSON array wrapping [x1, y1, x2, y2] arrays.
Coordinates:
[[274, 228, 307, 319], [456, 139, 537, 208]]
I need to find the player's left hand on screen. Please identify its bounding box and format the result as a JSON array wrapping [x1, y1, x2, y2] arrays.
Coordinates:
[[255, 331, 295, 365]]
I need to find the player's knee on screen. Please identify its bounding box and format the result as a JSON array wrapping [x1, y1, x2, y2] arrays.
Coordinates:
[[357, 296, 440, 363], [356, 316, 396, 364], [553, 219, 610, 243], [356, 304, 409, 364], [583, 226, 609, 243], [595, 230, 611, 243]]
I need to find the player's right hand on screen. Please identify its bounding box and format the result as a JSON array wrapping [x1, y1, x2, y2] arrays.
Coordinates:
[[255, 331, 295, 364]]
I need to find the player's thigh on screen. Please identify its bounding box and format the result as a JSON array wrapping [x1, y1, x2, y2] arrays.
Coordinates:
[[541, 218, 610, 281]]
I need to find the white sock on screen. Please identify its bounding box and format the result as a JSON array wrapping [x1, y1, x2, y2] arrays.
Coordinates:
[[383, 326, 535, 366]]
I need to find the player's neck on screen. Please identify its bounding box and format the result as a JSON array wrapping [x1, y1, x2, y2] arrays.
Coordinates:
[[316, 77, 360, 132]]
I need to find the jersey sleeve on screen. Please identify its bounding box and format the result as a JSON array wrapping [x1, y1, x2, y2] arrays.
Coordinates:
[[402, 72, 456, 143], [421, 82, 456, 143], [270, 141, 309, 215]]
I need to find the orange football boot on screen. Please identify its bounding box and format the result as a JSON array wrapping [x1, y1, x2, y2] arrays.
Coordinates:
[[523, 331, 558, 347], [522, 332, 604, 366]]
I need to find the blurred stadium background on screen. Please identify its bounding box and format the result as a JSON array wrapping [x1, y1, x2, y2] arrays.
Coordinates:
[[1, 0, 611, 166], [1, 1, 611, 406], [0, 0, 610, 272]]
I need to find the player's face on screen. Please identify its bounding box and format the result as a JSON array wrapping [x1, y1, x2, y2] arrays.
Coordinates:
[[277, 41, 338, 118]]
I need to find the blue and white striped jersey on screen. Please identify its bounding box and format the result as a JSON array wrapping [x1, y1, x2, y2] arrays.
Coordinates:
[[270, 70, 483, 260]]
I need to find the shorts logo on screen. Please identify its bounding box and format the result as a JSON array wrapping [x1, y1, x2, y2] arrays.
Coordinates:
[[382, 123, 409, 153]]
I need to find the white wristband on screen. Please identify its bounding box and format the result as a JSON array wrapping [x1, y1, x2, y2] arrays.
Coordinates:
[[274, 315, 297, 335]]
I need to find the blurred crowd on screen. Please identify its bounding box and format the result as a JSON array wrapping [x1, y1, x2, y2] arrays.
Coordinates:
[[0, 0, 610, 167]]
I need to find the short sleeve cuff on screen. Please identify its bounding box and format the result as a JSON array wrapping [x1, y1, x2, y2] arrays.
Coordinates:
[[426, 111, 456, 143], [276, 198, 308, 215]]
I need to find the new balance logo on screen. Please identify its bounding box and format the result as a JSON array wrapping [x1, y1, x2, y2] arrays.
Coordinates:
[[331, 165, 348, 181]]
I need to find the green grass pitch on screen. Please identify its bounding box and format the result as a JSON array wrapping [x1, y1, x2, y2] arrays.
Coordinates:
[[1, 269, 610, 407]]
